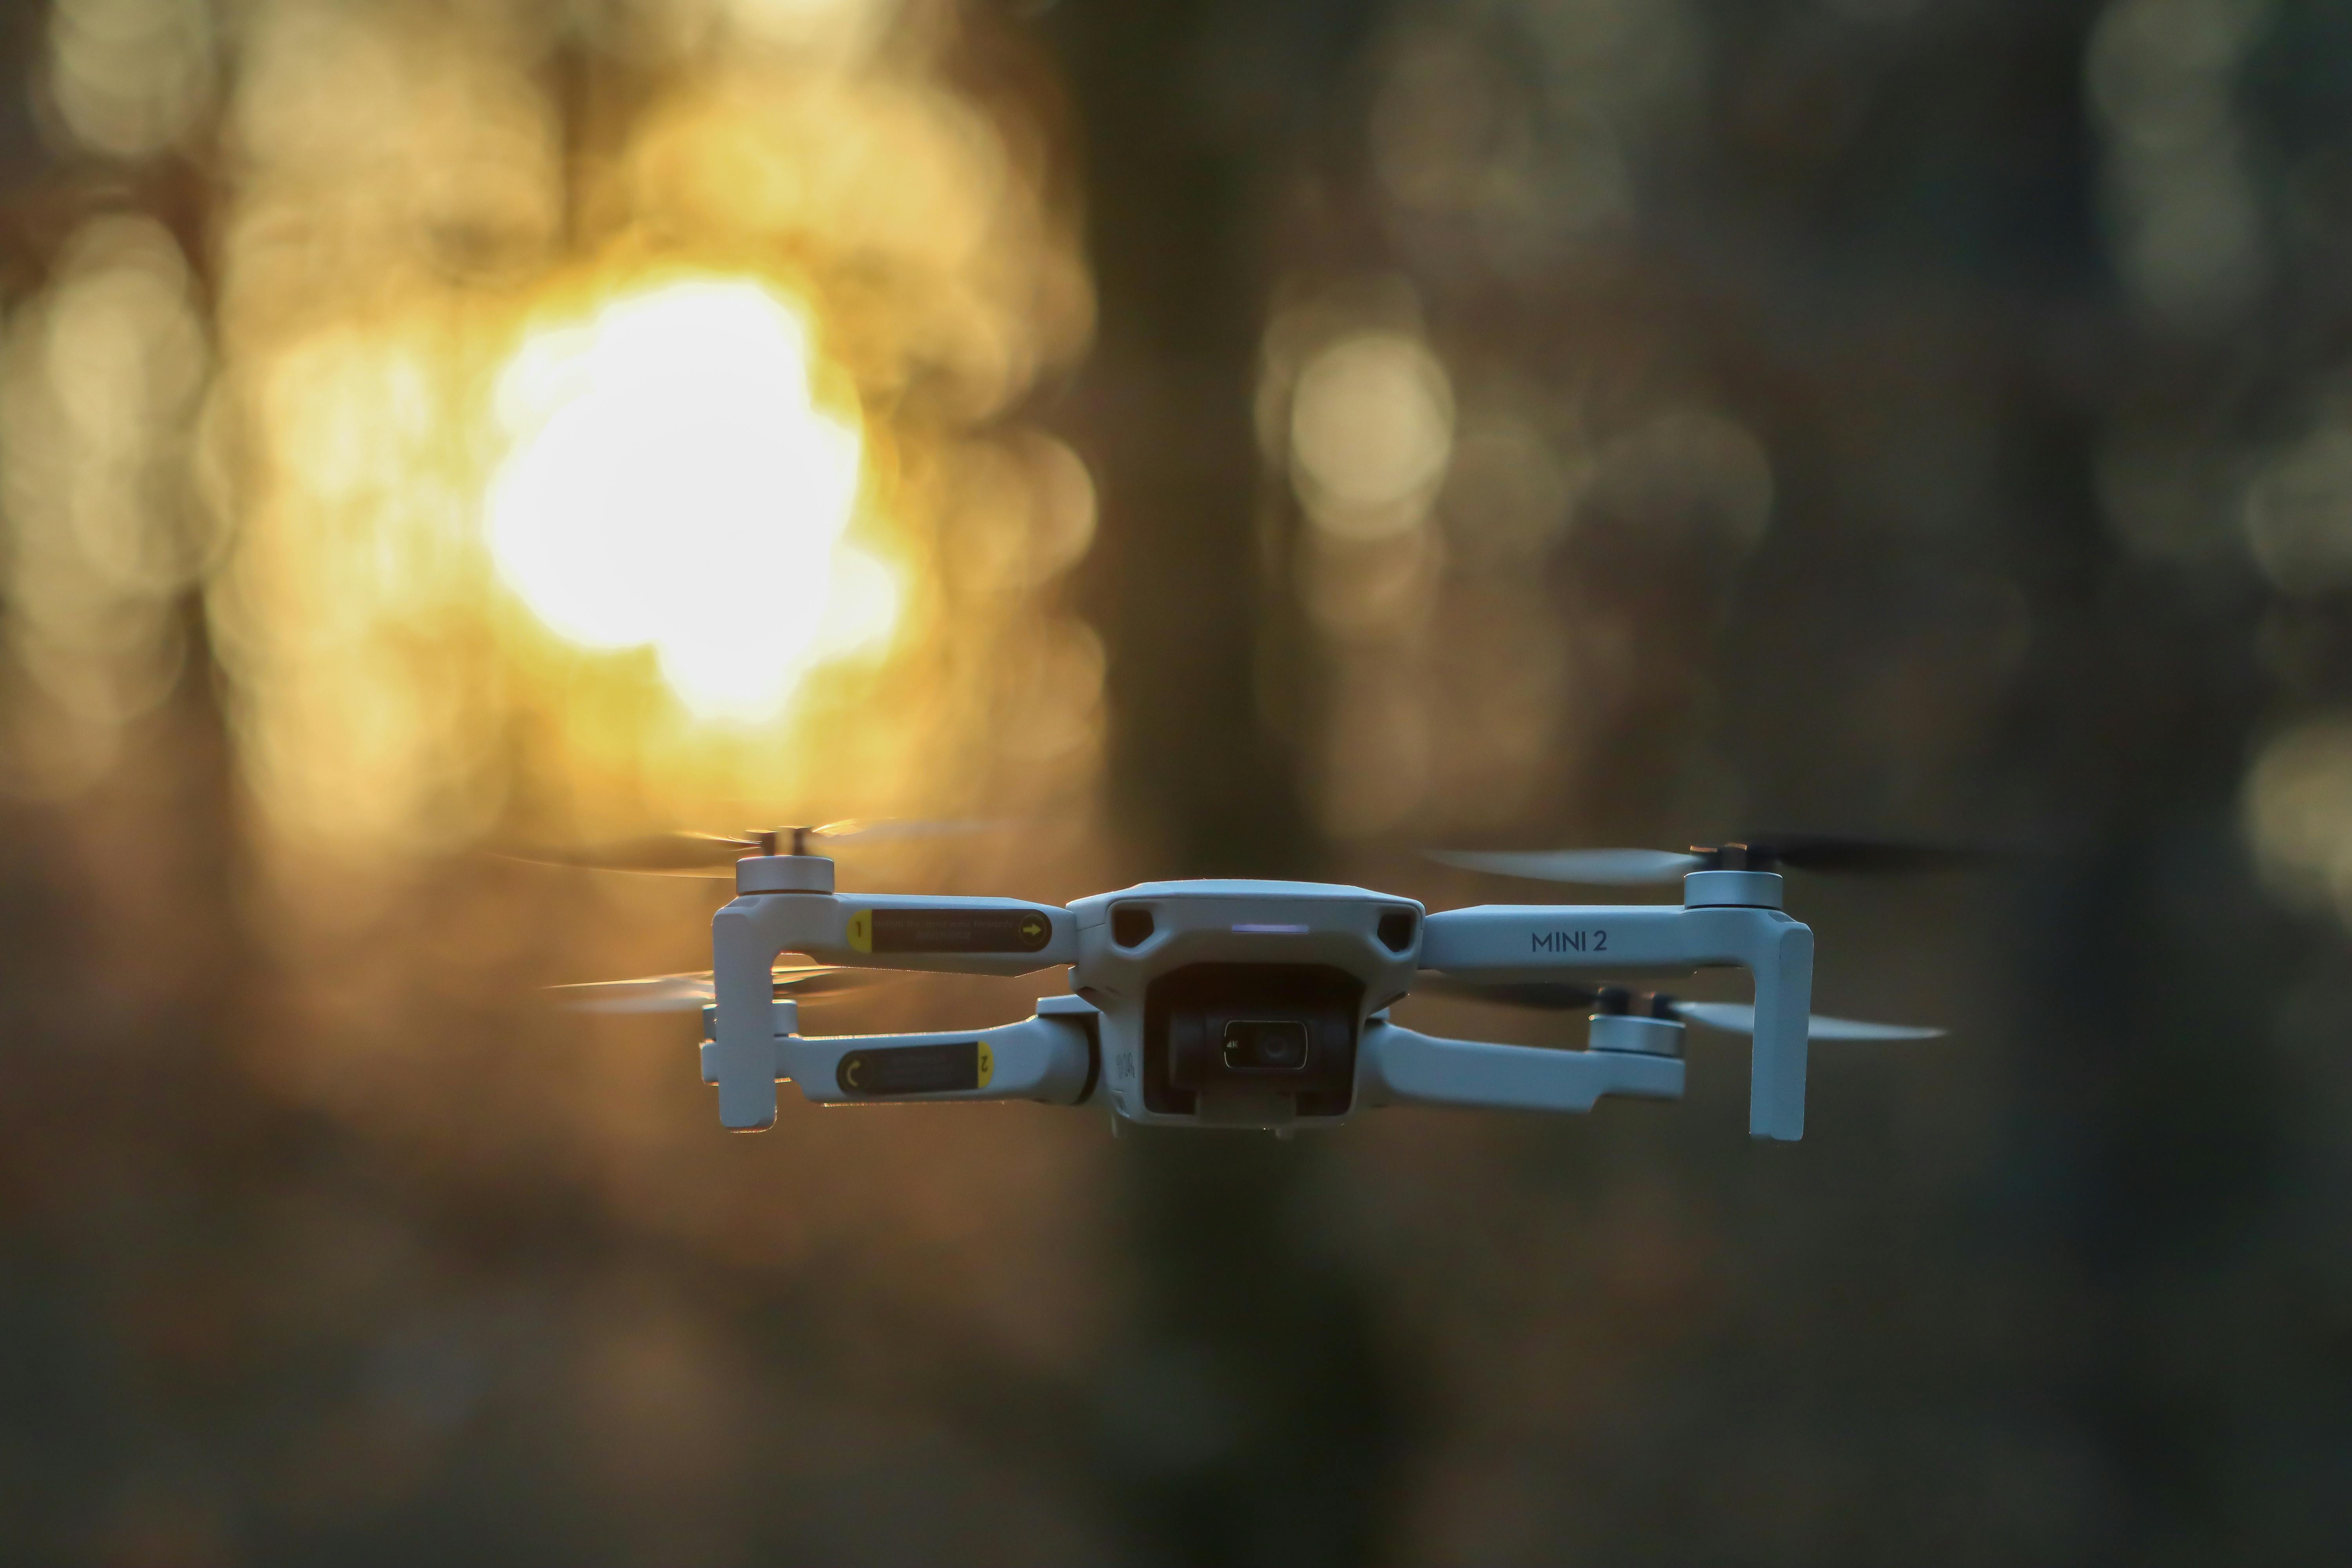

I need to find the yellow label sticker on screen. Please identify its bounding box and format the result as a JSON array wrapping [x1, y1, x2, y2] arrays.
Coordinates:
[[846, 908, 872, 954], [977, 1042, 993, 1088]]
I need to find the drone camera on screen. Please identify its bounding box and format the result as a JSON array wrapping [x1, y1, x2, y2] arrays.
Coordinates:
[[1066, 881, 1430, 1127], [1150, 963, 1361, 1118], [1220, 1019, 1311, 1072]]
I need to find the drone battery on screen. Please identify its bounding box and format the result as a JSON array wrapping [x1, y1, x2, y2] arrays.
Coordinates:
[[835, 1042, 988, 1096]]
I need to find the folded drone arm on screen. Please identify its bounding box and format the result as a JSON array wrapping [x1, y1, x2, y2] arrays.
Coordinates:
[[711, 892, 1077, 1130], [1358, 1018, 1682, 1114], [701, 997, 1099, 1109], [1418, 904, 1815, 1140]]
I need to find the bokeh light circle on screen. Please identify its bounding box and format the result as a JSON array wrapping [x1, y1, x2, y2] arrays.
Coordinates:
[[486, 278, 892, 720]]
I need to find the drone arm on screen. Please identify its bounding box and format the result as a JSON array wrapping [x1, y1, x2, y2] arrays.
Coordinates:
[[1418, 904, 1815, 1140], [701, 997, 1099, 1107], [754, 892, 1078, 976], [709, 892, 1077, 1131], [1357, 1018, 1682, 1113]]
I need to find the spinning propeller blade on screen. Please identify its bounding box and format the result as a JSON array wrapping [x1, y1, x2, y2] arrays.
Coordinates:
[[1412, 975, 1940, 1040], [1427, 833, 1986, 884], [1750, 835, 1988, 875], [806, 817, 1003, 844], [549, 963, 873, 1014], [550, 973, 719, 1013], [1425, 849, 1704, 884], [512, 832, 759, 873], [1667, 1001, 1944, 1041], [500, 818, 1001, 876]]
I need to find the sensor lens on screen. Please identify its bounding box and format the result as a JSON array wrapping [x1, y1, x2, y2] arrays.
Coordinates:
[[1221, 1019, 1310, 1073]]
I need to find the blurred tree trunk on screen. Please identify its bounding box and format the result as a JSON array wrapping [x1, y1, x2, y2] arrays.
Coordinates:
[[1049, 3, 1313, 878], [1040, 3, 1404, 1564]]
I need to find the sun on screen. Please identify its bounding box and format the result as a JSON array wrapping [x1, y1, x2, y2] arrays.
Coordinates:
[[485, 277, 896, 720]]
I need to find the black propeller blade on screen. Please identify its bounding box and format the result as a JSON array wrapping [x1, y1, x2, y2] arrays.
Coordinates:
[[1753, 834, 1987, 875]]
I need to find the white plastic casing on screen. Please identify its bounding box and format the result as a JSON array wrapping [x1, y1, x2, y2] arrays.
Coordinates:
[[1417, 899, 1814, 1139], [1066, 880, 1423, 1130]]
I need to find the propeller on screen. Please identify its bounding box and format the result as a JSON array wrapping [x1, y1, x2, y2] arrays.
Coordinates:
[[501, 818, 999, 877], [1427, 848, 1704, 884], [1427, 833, 1985, 886], [548, 962, 879, 1014], [1666, 1001, 1943, 1041], [1410, 976, 1942, 1040]]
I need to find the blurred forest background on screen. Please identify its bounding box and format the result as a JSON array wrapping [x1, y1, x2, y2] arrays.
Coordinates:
[[3, 0, 2352, 1562]]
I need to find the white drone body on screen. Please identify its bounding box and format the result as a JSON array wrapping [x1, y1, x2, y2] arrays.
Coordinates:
[[690, 851, 1829, 1141]]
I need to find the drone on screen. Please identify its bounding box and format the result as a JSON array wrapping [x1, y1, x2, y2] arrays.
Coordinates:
[[541, 824, 1952, 1142]]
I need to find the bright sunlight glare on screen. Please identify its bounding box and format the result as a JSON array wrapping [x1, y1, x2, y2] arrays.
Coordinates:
[[486, 278, 890, 721]]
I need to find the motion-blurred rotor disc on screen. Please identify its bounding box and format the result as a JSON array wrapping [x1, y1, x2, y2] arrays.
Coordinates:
[[1424, 848, 1705, 885], [500, 818, 1004, 876], [548, 963, 874, 1014], [1752, 835, 1987, 875], [1426, 833, 1989, 884], [1667, 1001, 1944, 1040], [510, 832, 759, 874], [806, 817, 1002, 844]]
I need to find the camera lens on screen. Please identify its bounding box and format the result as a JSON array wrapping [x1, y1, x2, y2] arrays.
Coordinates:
[[1222, 1020, 1309, 1072]]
